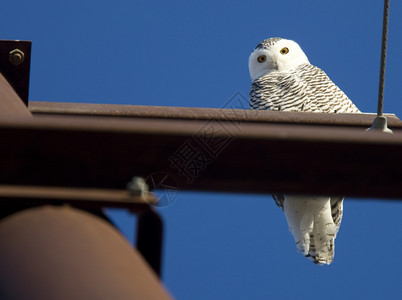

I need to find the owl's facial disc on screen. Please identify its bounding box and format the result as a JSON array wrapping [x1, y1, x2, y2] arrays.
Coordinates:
[[248, 38, 309, 81]]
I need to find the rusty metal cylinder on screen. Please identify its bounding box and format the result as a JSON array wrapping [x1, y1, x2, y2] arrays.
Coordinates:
[[0, 205, 171, 300]]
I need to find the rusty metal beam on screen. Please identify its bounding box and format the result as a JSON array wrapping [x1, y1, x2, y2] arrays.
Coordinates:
[[0, 113, 402, 199], [0, 185, 156, 209], [29, 101, 401, 128]]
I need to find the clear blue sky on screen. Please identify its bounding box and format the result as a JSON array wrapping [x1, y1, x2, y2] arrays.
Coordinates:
[[3, 0, 402, 299]]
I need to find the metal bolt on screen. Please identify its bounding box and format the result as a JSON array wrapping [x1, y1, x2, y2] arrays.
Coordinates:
[[127, 176, 149, 197], [9, 49, 25, 66]]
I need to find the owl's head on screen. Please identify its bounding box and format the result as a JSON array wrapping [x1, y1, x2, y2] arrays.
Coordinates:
[[248, 37, 309, 81]]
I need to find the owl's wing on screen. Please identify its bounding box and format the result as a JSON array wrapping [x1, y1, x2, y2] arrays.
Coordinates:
[[272, 194, 284, 209], [295, 64, 360, 113], [250, 64, 360, 113], [330, 196, 344, 234]]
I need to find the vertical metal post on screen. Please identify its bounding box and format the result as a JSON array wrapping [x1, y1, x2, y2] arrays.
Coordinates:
[[136, 208, 163, 278]]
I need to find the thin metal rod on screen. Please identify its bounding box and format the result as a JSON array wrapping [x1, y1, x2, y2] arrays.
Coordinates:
[[377, 0, 390, 117]]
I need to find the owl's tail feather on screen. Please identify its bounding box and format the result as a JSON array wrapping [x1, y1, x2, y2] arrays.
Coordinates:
[[306, 233, 335, 265], [306, 202, 337, 265]]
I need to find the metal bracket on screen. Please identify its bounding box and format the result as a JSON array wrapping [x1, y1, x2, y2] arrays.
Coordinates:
[[0, 40, 31, 106], [367, 115, 393, 133], [136, 208, 163, 277]]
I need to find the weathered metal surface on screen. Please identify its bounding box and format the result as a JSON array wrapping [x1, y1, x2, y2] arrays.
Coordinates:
[[0, 114, 401, 198], [0, 205, 172, 299], [0, 185, 156, 209], [29, 101, 401, 128], [0, 73, 32, 117]]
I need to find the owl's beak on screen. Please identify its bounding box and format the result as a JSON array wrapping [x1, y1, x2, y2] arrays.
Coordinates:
[[268, 59, 278, 71]]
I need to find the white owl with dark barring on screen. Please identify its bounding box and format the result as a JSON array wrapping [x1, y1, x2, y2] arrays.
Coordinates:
[[249, 37, 360, 265]]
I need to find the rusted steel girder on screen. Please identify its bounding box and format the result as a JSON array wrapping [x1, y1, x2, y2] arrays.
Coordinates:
[[0, 113, 401, 199], [0, 185, 156, 209], [29, 101, 401, 129]]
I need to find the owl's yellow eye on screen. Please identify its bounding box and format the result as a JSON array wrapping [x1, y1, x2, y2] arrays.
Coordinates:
[[280, 47, 289, 54], [257, 55, 267, 63]]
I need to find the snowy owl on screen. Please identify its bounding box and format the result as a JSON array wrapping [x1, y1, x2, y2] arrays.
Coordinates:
[[249, 37, 360, 264]]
